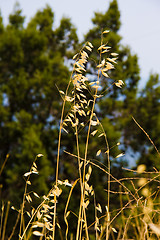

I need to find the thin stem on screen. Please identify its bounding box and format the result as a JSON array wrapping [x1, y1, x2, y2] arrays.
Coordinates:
[[52, 70, 74, 239], [19, 158, 38, 238], [0, 201, 4, 240], [2, 201, 10, 240], [80, 86, 98, 240], [0, 154, 9, 177]]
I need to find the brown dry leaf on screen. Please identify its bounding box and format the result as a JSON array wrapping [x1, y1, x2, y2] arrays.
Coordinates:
[[103, 30, 110, 34], [83, 200, 90, 209], [65, 96, 74, 102], [33, 192, 40, 198], [31, 208, 35, 216], [112, 227, 117, 233], [89, 185, 93, 193], [102, 71, 109, 78], [75, 68, 82, 73], [81, 51, 88, 58], [92, 85, 100, 89], [81, 110, 86, 116], [96, 203, 102, 213], [56, 222, 61, 229], [105, 149, 109, 154], [98, 44, 105, 51], [98, 133, 104, 138], [85, 182, 90, 191], [88, 42, 93, 48], [33, 162, 37, 168], [115, 153, 125, 158], [115, 80, 124, 88], [55, 187, 62, 196], [97, 63, 103, 68], [89, 81, 95, 85], [26, 195, 30, 202], [101, 49, 109, 54], [90, 120, 98, 126], [78, 110, 82, 116], [111, 53, 118, 57], [91, 190, 94, 196], [44, 214, 52, 220], [85, 173, 90, 181], [101, 59, 105, 65], [59, 90, 65, 95], [28, 195, 32, 202], [24, 172, 32, 177], [33, 231, 43, 237], [96, 150, 101, 156], [37, 153, 43, 158], [86, 46, 92, 51], [107, 57, 117, 64], [37, 211, 41, 220], [76, 87, 82, 92], [91, 130, 98, 136], [88, 165, 92, 175], [62, 128, 68, 134], [32, 171, 38, 175], [85, 190, 89, 196], [58, 180, 63, 185], [102, 67, 109, 72], [106, 62, 114, 70], [65, 211, 70, 218], [80, 93, 86, 98], [36, 222, 45, 228], [69, 113, 74, 118], [26, 211, 31, 218], [73, 53, 78, 59], [80, 161, 83, 168], [32, 167, 37, 172]]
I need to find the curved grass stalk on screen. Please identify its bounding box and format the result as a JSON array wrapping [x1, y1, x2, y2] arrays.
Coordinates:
[[52, 75, 73, 240], [64, 178, 80, 239], [19, 157, 38, 238]]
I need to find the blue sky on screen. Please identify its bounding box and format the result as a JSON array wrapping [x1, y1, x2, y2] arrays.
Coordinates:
[[1, 0, 160, 86]]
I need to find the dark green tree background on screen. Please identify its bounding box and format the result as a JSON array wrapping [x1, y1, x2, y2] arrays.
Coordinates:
[[0, 5, 78, 202]]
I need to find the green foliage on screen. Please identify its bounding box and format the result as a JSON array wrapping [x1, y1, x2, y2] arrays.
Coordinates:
[[0, 4, 78, 203], [92, 0, 121, 32], [125, 73, 160, 170]]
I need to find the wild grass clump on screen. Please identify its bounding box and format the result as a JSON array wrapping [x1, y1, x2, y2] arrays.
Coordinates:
[[1, 31, 160, 240]]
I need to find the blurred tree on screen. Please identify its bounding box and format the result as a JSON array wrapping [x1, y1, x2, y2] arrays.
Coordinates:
[[125, 73, 160, 170], [0, 4, 78, 205]]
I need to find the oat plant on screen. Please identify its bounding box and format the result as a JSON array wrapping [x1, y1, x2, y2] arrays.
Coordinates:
[[17, 30, 123, 240]]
